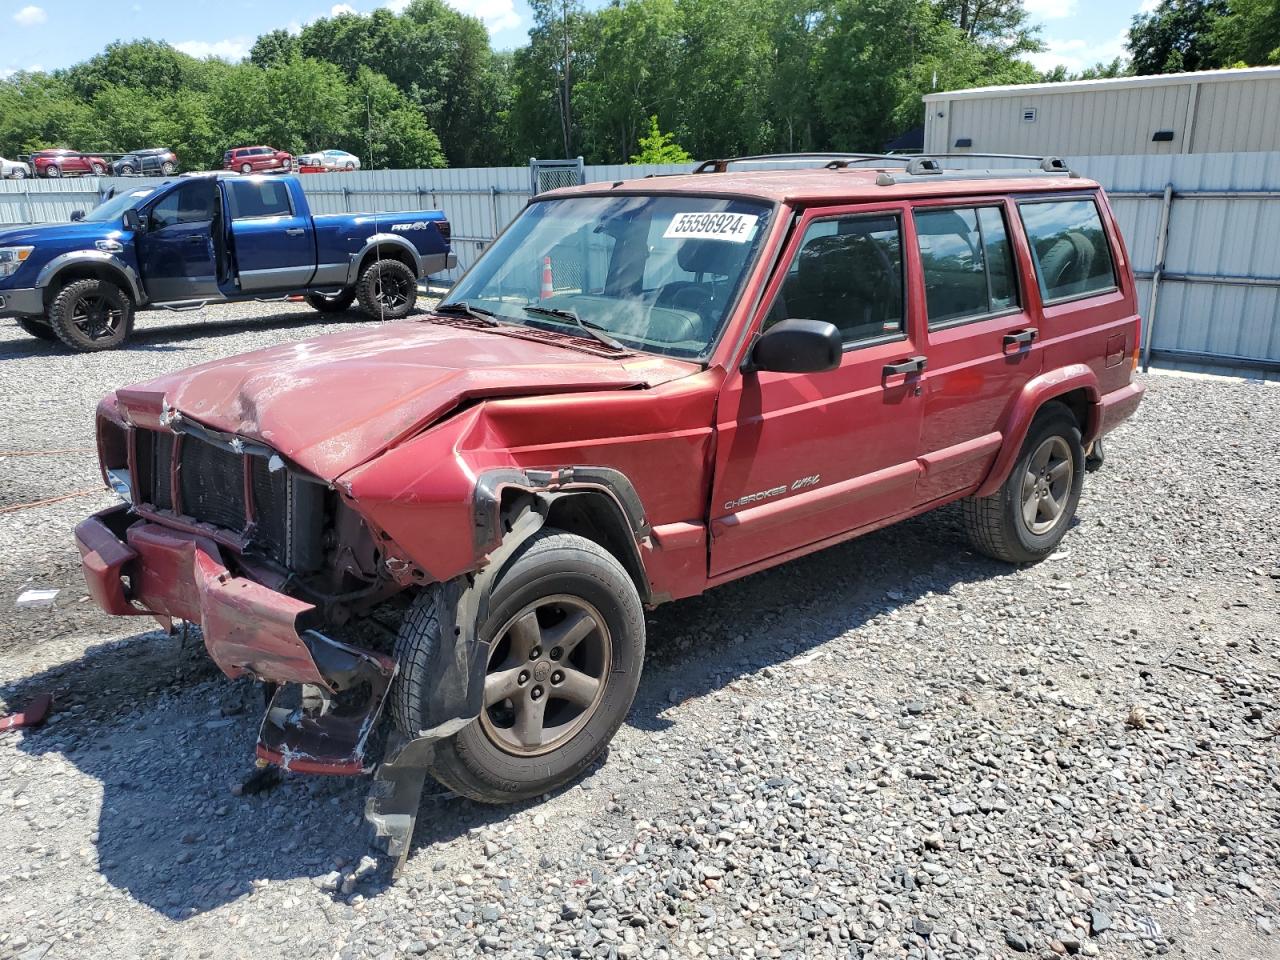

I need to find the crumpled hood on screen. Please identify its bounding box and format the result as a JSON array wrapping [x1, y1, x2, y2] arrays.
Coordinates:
[[114, 319, 696, 480]]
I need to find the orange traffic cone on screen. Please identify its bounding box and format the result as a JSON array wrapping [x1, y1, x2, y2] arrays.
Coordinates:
[[540, 256, 553, 300]]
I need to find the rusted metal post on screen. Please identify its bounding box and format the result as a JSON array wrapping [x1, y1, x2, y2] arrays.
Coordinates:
[[1142, 183, 1174, 373]]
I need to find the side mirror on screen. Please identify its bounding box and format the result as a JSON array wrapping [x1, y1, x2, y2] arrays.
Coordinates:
[[123, 208, 143, 232], [69, 210, 85, 222], [749, 318, 842, 373]]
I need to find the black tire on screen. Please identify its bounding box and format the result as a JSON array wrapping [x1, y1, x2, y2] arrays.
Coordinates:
[[12, 167, 27, 180], [961, 402, 1085, 564], [44, 164, 60, 179], [282, 158, 293, 171], [392, 530, 646, 804], [90, 163, 106, 176], [47, 278, 134, 352], [119, 163, 136, 176], [355, 258, 418, 320], [161, 161, 177, 176], [305, 289, 357, 313], [240, 163, 253, 175], [15, 317, 57, 341]]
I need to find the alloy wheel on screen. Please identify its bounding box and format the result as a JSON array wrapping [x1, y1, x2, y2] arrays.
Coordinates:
[[1021, 435, 1073, 535], [71, 294, 124, 341], [373, 273, 411, 311], [479, 595, 611, 757]]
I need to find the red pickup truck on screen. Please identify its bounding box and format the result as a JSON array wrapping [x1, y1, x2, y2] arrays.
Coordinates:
[[75, 153, 1143, 859]]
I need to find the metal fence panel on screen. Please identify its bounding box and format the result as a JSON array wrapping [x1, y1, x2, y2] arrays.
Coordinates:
[[2, 154, 1278, 368]]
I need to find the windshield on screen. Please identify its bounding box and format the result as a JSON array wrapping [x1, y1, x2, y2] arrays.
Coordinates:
[[83, 188, 155, 223], [443, 194, 774, 359]]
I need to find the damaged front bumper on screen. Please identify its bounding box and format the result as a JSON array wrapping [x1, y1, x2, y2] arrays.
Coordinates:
[[74, 505, 394, 774]]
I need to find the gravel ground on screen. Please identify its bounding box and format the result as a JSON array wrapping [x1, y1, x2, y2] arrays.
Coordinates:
[[1, 306, 1278, 960]]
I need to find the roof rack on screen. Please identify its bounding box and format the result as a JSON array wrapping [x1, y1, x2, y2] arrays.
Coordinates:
[[691, 152, 1073, 180]]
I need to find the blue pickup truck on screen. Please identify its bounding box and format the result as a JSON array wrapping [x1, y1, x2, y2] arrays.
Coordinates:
[[0, 174, 454, 351]]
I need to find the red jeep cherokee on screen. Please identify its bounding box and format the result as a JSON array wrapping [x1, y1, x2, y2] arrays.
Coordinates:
[[76, 155, 1143, 853]]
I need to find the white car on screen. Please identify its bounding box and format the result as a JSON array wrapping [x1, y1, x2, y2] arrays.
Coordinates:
[[298, 149, 361, 171], [1, 156, 31, 179]]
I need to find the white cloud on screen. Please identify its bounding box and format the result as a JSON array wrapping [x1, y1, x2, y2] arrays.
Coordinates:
[[1023, 0, 1077, 20], [1138, 0, 1160, 11], [13, 5, 47, 26], [331, 2, 357, 14], [173, 37, 252, 61], [384, 0, 521, 31], [1, 63, 44, 78], [384, 0, 411, 11], [1024, 31, 1129, 73]]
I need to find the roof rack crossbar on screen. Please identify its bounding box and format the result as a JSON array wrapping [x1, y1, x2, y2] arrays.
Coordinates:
[[693, 152, 914, 174]]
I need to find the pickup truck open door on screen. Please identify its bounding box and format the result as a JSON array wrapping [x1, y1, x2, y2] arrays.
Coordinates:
[[134, 178, 222, 302]]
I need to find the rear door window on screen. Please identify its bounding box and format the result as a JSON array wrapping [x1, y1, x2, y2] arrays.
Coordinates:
[[765, 213, 905, 345], [225, 179, 293, 220], [1018, 198, 1117, 303], [914, 205, 1019, 327]]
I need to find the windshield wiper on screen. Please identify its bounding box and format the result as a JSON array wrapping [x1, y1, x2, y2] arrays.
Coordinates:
[[434, 300, 501, 326], [523, 305, 627, 350]]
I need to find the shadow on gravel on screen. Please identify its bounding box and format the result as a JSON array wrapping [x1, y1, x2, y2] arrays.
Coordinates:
[[2, 503, 1026, 918], [0, 308, 386, 361]]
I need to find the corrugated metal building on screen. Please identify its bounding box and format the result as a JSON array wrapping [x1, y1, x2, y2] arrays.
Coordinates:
[[923, 67, 1280, 157]]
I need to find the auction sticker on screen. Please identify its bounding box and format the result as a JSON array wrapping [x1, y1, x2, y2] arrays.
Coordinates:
[[663, 211, 759, 243]]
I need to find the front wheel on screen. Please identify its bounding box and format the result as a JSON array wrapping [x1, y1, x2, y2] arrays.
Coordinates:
[[304, 289, 356, 313], [240, 163, 253, 174], [961, 402, 1085, 564], [90, 163, 106, 176], [161, 161, 177, 176], [47, 278, 134, 352], [118, 164, 136, 176], [11, 167, 26, 180], [392, 530, 646, 804], [355, 258, 417, 319]]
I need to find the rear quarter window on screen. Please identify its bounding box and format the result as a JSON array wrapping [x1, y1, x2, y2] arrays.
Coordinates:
[[1018, 198, 1117, 303]]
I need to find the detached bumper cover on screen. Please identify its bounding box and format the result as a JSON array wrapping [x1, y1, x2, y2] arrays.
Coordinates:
[[74, 506, 394, 773]]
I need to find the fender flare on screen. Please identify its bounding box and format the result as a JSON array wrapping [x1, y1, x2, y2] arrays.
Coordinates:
[[472, 465, 650, 603], [347, 234, 424, 284], [974, 364, 1101, 498], [35, 250, 145, 305]]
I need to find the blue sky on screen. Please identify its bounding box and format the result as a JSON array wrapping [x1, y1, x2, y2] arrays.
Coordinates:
[[1, 0, 1154, 81]]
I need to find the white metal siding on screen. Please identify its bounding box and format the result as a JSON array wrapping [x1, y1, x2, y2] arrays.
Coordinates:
[[924, 73, 1280, 157]]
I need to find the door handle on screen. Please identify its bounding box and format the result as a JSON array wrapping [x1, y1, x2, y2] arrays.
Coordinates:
[[284, 227, 305, 236], [883, 356, 927, 376], [185, 235, 205, 244], [1003, 327, 1038, 348]]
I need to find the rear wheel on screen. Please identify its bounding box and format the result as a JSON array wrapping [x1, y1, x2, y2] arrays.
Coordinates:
[[961, 402, 1085, 564], [15, 317, 57, 341], [44, 164, 61, 179], [355, 258, 417, 320], [392, 530, 646, 804], [11, 166, 27, 180], [47, 278, 134, 352], [304, 289, 356, 313]]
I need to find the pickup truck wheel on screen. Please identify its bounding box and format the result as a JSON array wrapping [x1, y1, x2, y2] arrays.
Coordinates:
[[15, 317, 58, 341], [48, 278, 134, 352], [961, 402, 1084, 564], [392, 530, 645, 804], [305, 290, 357, 313], [356, 258, 418, 320]]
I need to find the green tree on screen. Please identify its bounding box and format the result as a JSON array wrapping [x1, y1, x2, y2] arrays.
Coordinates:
[[1210, 0, 1280, 64], [630, 116, 693, 162], [1127, 0, 1228, 73]]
